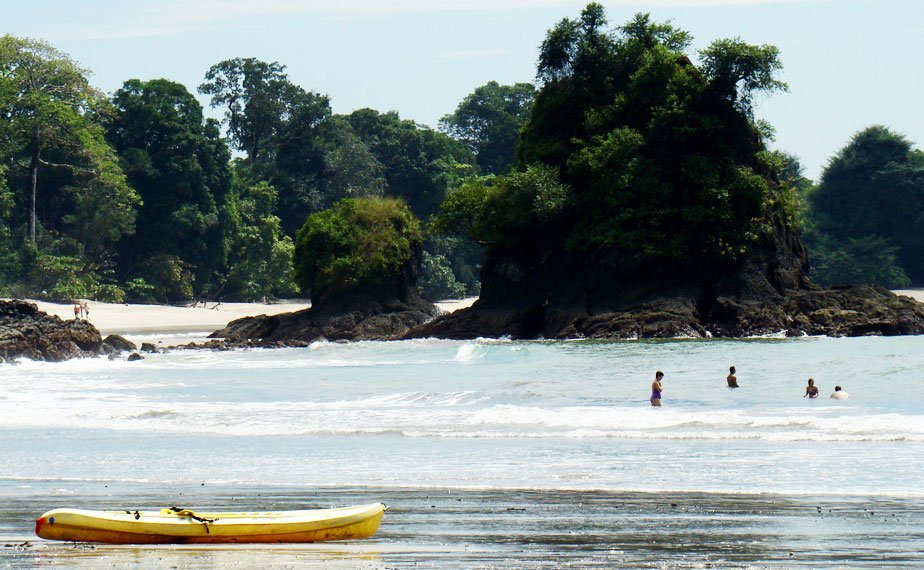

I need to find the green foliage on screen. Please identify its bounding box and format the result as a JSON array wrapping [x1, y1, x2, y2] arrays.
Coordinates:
[[440, 81, 535, 175], [137, 254, 195, 304], [224, 179, 297, 301], [123, 277, 157, 303], [293, 197, 422, 304], [805, 232, 910, 288], [700, 38, 788, 117], [419, 250, 467, 301], [25, 253, 125, 302], [509, 6, 789, 271], [0, 34, 139, 252], [346, 109, 477, 220], [316, 116, 387, 208], [107, 78, 231, 291], [199, 58, 331, 235], [806, 125, 924, 284], [432, 165, 569, 247]]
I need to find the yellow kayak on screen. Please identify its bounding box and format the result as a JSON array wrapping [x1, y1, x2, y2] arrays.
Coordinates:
[[35, 502, 386, 544]]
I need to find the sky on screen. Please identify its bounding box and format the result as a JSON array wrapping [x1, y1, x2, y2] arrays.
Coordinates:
[[4, 0, 923, 180]]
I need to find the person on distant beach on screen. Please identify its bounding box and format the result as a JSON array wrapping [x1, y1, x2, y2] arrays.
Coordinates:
[[804, 378, 819, 398], [73, 303, 80, 320], [830, 385, 850, 400], [650, 371, 664, 407], [727, 366, 739, 388], [82, 302, 89, 321]]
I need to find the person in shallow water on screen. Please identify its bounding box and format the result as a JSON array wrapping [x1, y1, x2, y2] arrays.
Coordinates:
[[650, 371, 664, 406], [727, 366, 739, 388], [804, 378, 819, 398], [830, 385, 850, 399]]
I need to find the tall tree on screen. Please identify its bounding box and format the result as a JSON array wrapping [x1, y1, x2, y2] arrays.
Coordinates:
[[107, 78, 231, 294], [0, 35, 136, 247], [440, 81, 535, 175], [199, 58, 331, 234]]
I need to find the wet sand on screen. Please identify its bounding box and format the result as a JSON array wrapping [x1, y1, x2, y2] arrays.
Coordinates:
[[2, 483, 922, 568]]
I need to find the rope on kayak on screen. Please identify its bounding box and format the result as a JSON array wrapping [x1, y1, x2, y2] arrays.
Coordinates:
[[163, 506, 219, 533]]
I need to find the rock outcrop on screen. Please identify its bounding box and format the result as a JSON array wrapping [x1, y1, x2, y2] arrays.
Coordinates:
[[408, 219, 924, 340], [210, 297, 438, 344], [0, 300, 102, 362]]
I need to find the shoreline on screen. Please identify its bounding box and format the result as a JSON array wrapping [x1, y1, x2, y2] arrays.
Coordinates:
[[6, 297, 478, 337], [3, 483, 922, 568]]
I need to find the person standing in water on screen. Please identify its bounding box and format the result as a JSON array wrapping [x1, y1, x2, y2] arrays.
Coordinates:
[[727, 366, 739, 388], [650, 371, 664, 406], [804, 378, 819, 398]]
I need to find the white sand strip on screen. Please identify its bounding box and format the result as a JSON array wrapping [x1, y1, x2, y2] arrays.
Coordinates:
[[893, 289, 924, 303], [6, 297, 478, 336]]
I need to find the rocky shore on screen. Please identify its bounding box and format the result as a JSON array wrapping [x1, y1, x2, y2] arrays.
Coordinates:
[[408, 285, 924, 340], [0, 300, 139, 362], [203, 297, 439, 347], [404, 218, 924, 340]]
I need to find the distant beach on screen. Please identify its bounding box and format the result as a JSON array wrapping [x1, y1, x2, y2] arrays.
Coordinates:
[[893, 289, 924, 303], [12, 297, 478, 337]]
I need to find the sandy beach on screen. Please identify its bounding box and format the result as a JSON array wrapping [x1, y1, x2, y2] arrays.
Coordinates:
[[893, 289, 924, 303], [11, 297, 478, 337]]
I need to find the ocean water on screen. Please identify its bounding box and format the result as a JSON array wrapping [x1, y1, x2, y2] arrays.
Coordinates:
[[1, 335, 923, 567]]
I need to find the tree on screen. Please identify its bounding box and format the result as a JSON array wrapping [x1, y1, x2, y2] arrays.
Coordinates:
[[440, 81, 535, 175], [700, 38, 788, 118], [199, 58, 331, 234], [517, 8, 788, 265], [224, 178, 296, 301], [293, 196, 422, 308], [107, 78, 232, 295], [0, 35, 138, 247], [807, 126, 924, 284], [346, 109, 476, 220]]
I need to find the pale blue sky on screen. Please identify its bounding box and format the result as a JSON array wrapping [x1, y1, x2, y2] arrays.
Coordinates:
[[5, 0, 923, 179]]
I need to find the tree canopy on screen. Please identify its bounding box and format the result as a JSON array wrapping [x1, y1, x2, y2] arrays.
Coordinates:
[[439, 5, 793, 290], [805, 125, 924, 286], [293, 196, 422, 308], [107, 78, 232, 297], [440, 81, 535, 175]]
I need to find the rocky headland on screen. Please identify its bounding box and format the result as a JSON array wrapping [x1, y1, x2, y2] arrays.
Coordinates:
[[406, 221, 924, 340]]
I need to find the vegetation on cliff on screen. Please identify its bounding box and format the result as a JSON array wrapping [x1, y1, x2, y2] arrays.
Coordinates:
[[435, 5, 796, 310]]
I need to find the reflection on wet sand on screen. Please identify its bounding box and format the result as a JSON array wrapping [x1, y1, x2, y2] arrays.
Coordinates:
[[2, 484, 923, 568]]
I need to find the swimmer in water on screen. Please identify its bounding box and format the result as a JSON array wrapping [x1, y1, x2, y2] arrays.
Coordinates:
[[804, 378, 819, 398], [651, 371, 664, 407], [727, 366, 739, 388]]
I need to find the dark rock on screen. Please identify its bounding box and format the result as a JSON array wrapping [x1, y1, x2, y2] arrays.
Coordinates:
[[406, 217, 924, 339], [0, 300, 102, 362], [102, 334, 136, 352], [140, 342, 158, 353], [209, 297, 439, 345], [126, 352, 144, 361]]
